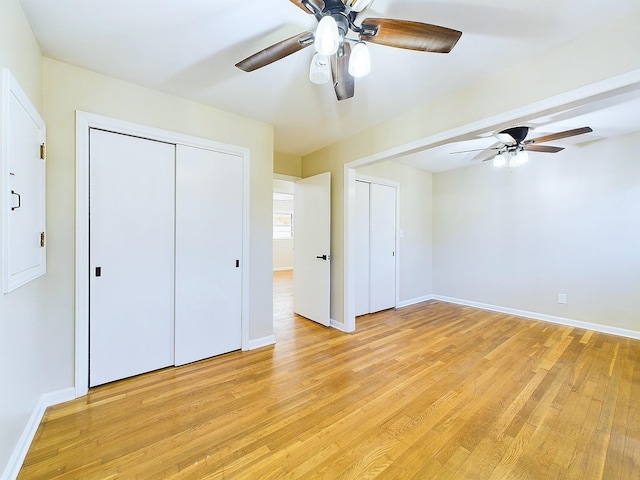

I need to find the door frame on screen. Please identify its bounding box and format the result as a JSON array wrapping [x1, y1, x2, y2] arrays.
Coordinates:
[[354, 174, 400, 315], [74, 111, 250, 398]]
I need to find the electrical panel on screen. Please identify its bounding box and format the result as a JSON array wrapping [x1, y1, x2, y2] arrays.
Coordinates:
[[1, 68, 46, 293]]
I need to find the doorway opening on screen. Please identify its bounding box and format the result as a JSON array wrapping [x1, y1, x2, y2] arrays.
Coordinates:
[[273, 177, 296, 334], [273, 178, 295, 273]]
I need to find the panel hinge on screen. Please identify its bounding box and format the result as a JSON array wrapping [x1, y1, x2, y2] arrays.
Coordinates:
[[40, 143, 46, 160], [40, 232, 45, 247]]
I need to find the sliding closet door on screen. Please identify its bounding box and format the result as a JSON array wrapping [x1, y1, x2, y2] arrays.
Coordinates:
[[369, 183, 396, 313], [174, 145, 242, 366], [89, 129, 175, 387]]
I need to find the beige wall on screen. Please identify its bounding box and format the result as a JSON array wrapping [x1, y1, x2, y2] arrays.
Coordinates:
[[0, 3, 275, 470], [433, 132, 640, 331], [273, 239, 294, 270], [274, 151, 302, 177], [302, 13, 640, 326], [43, 57, 275, 346], [356, 161, 433, 304], [2, 1, 639, 474], [0, 0, 46, 474], [0, 0, 41, 109]]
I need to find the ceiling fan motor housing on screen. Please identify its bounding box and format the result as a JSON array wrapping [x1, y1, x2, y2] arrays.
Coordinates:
[[321, 0, 362, 37], [499, 126, 529, 145], [324, 0, 352, 12], [331, 12, 351, 37]]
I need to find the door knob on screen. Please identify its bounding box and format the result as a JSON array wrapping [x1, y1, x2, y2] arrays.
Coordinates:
[[316, 255, 327, 260]]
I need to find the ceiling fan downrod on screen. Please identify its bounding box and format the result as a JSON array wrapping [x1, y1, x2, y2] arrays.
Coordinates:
[[303, 0, 377, 37]]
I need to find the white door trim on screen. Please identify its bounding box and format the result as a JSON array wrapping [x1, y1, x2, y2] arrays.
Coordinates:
[[75, 111, 251, 398], [273, 173, 301, 182], [355, 174, 399, 189]]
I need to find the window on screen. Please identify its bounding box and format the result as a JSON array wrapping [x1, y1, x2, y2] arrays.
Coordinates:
[[273, 192, 294, 239], [273, 212, 293, 239]]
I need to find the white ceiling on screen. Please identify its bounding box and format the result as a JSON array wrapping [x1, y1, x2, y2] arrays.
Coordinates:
[[397, 86, 640, 172], [19, 0, 640, 165]]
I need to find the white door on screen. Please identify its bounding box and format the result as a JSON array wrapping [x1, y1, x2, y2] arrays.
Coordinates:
[[355, 180, 370, 316], [294, 172, 331, 326], [369, 183, 396, 313], [174, 145, 242, 365], [89, 129, 175, 387]]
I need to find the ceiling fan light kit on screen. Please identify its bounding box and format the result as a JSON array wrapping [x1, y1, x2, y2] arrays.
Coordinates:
[[501, 148, 528, 168], [347, 41, 371, 77], [236, 0, 462, 100], [309, 53, 331, 84], [315, 15, 341, 55], [493, 152, 507, 168]]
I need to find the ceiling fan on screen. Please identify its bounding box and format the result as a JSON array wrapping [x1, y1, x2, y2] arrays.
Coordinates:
[[451, 126, 593, 168], [235, 0, 462, 101]]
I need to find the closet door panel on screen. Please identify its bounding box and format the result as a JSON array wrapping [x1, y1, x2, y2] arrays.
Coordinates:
[[89, 129, 175, 387], [369, 183, 396, 313], [175, 145, 242, 366]]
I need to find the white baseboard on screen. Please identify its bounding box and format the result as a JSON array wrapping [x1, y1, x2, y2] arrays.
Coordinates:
[[2, 387, 75, 480], [431, 295, 640, 340], [273, 267, 293, 272], [397, 294, 435, 308], [247, 335, 276, 350]]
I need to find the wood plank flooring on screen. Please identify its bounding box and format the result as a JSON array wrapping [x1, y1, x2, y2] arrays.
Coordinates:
[[19, 270, 640, 479]]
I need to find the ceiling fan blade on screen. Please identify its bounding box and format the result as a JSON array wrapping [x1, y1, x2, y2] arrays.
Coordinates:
[[449, 147, 500, 155], [332, 43, 355, 101], [235, 32, 314, 72], [525, 145, 564, 153], [524, 126, 593, 145], [359, 18, 462, 53], [289, 0, 324, 14]]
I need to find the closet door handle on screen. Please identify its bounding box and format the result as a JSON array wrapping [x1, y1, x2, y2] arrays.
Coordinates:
[[11, 190, 21, 210]]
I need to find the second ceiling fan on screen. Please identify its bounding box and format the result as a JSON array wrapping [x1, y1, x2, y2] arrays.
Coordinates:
[[235, 0, 462, 100], [450, 126, 594, 168]]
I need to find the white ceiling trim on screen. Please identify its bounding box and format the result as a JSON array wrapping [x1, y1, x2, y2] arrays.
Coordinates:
[[346, 69, 640, 171]]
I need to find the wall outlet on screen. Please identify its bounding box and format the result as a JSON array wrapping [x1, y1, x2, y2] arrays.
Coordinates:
[[558, 293, 568, 304]]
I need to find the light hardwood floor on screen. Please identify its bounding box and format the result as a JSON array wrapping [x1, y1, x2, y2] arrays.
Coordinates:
[[19, 270, 639, 479]]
